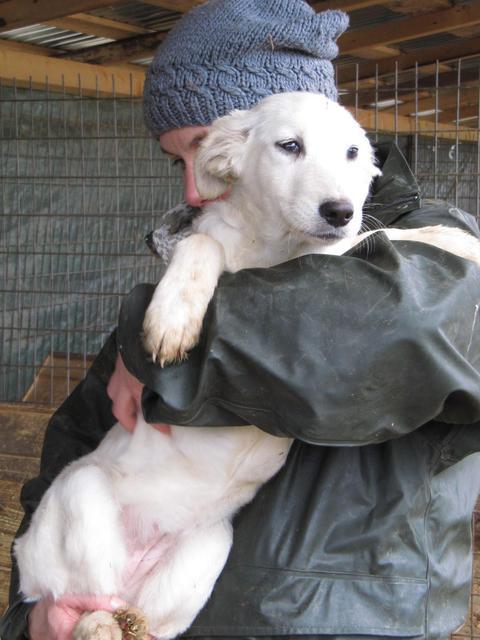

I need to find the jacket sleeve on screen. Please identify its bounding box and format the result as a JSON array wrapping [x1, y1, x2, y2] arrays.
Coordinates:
[[0, 333, 118, 640], [118, 202, 480, 445]]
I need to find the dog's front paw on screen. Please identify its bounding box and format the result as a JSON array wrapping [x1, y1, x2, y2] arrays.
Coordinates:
[[142, 297, 204, 367]]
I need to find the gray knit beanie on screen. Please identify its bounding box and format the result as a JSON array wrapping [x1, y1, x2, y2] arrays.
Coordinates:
[[143, 0, 349, 137]]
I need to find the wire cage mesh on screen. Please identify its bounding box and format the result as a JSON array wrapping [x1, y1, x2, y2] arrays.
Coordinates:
[[3, 60, 480, 407], [1, 57, 480, 639], [1, 78, 183, 404]]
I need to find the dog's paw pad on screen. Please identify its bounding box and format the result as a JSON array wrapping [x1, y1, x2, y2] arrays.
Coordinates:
[[113, 607, 149, 640], [142, 306, 202, 367], [73, 611, 122, 640]]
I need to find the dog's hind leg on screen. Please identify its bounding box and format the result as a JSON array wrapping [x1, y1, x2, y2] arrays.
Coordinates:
[[73, 611, 123, 640], [136, 520, 233, 640], [351, 225, 480, 266], [383, 225, 480, 266], [15, 461, 128, 600], [74, 607, 149, 640]]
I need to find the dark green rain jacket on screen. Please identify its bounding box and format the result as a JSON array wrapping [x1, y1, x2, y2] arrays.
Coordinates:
[[3, 142, 480, 640]]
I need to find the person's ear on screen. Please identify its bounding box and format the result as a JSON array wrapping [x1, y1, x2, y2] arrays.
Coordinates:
[[194, 109, 255, 200]]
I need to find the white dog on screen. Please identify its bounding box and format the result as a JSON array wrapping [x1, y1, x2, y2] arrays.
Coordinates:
[[15, 92, 480, 640], [142, 92, 480, 365]]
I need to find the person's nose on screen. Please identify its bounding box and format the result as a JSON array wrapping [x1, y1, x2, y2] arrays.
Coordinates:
[[183, 161, 204, 207]]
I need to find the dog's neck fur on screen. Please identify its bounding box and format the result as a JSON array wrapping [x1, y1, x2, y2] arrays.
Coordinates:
[[194, 186, 352, 273]]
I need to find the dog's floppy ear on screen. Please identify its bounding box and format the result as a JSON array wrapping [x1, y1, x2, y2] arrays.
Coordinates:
[[194, 109, 255, 200]]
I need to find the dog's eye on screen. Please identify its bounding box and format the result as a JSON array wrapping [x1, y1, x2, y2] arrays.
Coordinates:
[[276, 140, 303, 156], [347, 146, 359, 159]]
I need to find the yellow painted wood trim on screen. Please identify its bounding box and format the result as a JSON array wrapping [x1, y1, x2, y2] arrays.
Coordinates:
[[0, 48, 146, 96]]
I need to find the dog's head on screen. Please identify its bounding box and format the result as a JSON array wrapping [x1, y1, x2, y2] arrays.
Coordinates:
[[194, 92, 381, 241]]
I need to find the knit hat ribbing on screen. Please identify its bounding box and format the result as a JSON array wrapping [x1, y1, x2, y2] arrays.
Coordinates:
[[143, 0, 349, 137]]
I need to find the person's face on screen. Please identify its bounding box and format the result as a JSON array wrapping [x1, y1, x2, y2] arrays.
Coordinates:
[[159, 125, 217, 207]]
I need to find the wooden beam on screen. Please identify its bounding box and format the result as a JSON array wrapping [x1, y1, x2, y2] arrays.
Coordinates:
[[340, 4, 480, 54], [393, 86, 480, 116], [141, 0, 204, 11], [337, 36, 480, 85], [436, 104, 479, 124], [0, 37, 55, 57], [352, 45, 400, 60], [0, 48, 146, 96], [56, 31, 167, 64], [411, 67, 480, 90], [47, 14, 150, 41], [0, 0, 124, 33], [311, 0, 385, 11], [450, 25, 480, 39], [389, 0, 451, 14], [341, 67, 480, 107], [350, 105, 479, 142]]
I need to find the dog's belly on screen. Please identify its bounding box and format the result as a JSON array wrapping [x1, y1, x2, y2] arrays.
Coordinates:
[[120, 513, 175, 602]]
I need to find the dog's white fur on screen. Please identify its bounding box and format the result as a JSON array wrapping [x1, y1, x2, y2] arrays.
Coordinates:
[[16, 92, 480, 640]]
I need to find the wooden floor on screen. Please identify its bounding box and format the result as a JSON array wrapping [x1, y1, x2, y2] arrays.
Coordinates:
[[0, 402, 50, 610], [22, 353, 95, 406], [0, 358, 479, 637]]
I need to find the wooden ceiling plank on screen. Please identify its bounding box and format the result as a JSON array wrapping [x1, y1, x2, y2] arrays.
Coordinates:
[[339, 63, 452, 91], [140, 0, 205, 11], [0, 47, 145, 96], [437, 104, 479, 124], [340, 3, 480, 54], [341, 88, 427, 108], [47, 15, 150, 41], [311, 0, 385, 11], [352, 45, 400, 60], [0, 38, 55, 57], [351, 105, 479, 142], [450, 25, 480, 39], [337, 36, 480, 85], [392, 86, 480, 116], [389, 0, 452, 14], [0, 1, 125, 33], [341, 67, 480, 107], [56, 31, 167, 64], [70, 13, 149, 34]]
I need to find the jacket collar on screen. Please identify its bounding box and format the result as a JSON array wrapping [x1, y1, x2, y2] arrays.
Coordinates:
[[367, 141, 421, 226]]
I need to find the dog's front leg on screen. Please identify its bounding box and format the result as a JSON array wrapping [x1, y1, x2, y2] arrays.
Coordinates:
[[143, 233, 225, 366]]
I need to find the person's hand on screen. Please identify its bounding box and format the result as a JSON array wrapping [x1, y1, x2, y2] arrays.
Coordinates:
[[107, 354, 171, 434], [107, 354, 144, 431], [28, 595, 126, 640]]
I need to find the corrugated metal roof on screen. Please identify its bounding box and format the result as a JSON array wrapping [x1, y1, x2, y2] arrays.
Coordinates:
[[90, 2, 180, 31], [400, 32, 462, 53], [1, 24, 113, 50], [0, 2, 179, 53], [347, 5, 406, 30]]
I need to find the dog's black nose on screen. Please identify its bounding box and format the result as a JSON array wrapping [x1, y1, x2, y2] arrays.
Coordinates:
[[319, 200, 354, 228]]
